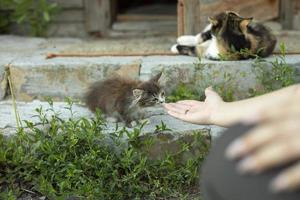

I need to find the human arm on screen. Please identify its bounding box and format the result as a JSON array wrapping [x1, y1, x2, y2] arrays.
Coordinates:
[[164, 84, 300, 127]]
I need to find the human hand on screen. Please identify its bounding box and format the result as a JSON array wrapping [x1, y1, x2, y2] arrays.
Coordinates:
[[164, 87, 224, 125], [226, 94, 300, 193]]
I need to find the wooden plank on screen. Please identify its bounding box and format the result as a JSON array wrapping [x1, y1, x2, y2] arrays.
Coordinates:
[[181, 0, 202, 35], [53, 0, 83, 9], [53, 9, 84, 23], [293, 0, 300, 30], [177, 0, 184, 36], [280, 0, 294, 29], [84, 0, 112, 36], [117, 14, 177, 22], [47, 22, 87, 37]]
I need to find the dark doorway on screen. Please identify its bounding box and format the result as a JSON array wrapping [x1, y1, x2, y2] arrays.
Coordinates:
[[110, 0, 177, 37]]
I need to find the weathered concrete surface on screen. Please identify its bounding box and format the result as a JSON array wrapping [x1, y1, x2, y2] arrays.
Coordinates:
[[0, 63, 7, 100], [7, 54, 300, 101], [0, 100, 225, 170], [142, 55, 300, 100], [0, 50, 16, 100], [1, 35, 300, 101], [0, 100, 225, 140], [61, 36, 175, 54], [9, 57, 141, 101]]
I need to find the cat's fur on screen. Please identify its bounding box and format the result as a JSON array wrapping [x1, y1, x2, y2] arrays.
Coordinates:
[[171, 11, 277, 60], [85, 72, 165, 126]]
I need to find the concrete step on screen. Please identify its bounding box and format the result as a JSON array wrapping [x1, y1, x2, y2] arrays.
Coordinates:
[[0, 35, 300, 102], [0, 100, 225, 138], [1, 54, 300, 102], [0, 101, 225, 158]]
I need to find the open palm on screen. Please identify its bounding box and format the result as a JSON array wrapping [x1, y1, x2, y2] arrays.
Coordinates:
[[164, 87, 224, 125]]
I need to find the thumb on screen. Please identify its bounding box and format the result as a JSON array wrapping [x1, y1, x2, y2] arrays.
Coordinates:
[[205, 87, 223, 101]]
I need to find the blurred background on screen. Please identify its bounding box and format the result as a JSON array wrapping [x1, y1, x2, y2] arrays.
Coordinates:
[[0, 0, 299, 38]]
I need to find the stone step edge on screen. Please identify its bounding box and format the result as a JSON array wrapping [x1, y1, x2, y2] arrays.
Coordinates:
[[0, 101, 226, 140], [1, 55, 299, 101]]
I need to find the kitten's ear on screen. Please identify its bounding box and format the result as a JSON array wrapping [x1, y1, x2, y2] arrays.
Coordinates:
[[150, 72, 162, 83], [208, 17, 218, 26], [132, 89, 144, 99]]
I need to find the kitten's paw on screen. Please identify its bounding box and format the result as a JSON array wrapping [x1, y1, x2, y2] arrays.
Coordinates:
[[177, 35, 197, 46], [171, 44, 179, 53]]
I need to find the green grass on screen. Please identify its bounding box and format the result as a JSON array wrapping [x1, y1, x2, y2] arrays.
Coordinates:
[[0, 100, 209, 199], [167, 83, 200, 103], [249, 42, 296, 96]]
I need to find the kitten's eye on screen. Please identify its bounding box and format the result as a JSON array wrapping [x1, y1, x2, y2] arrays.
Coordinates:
[[152, 97, 158, 102], [161, 91, 165, 96]]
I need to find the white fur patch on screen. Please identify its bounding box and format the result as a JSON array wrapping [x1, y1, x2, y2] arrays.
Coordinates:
[[177, 35, 198, 46], [177, 24, 212, 47], [199, 40, 211, 48], [158, 93, 165, 104], [204, 36, 220, 60], [195, 24, 212, 45], [203, 23, 212, 32], [171, 44, 179, 53], [195, 33, 203, 44]]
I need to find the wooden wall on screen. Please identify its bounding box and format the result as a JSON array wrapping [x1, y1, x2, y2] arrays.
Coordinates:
[[48, 0, 86, 37], [4, 0, 299, 37], [179, 0, 280, 35], [293, 0, 300, 30], [48, 0, 115, 37]]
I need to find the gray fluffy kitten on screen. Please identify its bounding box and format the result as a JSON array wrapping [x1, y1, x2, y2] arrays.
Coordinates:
[[85, 72, 165, 127]]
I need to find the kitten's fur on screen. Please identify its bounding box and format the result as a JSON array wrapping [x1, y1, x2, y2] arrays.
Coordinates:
[[85, 72, 165, 126], [171, 11, 277, 60]]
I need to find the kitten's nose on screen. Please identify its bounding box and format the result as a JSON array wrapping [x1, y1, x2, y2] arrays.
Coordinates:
[[159, 100, 165, 104]]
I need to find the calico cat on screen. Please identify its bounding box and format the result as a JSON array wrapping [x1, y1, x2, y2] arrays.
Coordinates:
[[171, 11, 277, 60], [85, 72, 165, 127]]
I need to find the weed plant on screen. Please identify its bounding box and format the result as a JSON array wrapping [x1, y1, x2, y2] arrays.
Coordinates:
[[0, 0, 59, 36], [0, 100, 209, 199]]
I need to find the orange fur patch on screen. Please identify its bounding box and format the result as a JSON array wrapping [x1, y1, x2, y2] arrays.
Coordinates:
[[240, 20, 257, 53]]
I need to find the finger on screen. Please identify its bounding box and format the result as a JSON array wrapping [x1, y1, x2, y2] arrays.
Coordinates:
[[271, 162, 300, 192], [204, 87, 223, 102], [176, 100, 201, 106], [167, 110, 190, 122], [237, 136, 300, 174], [205, 86, 213, 93], [226, 118, 300, 160], [170, 103, 193, 110], [164, 103, 191, 114]]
